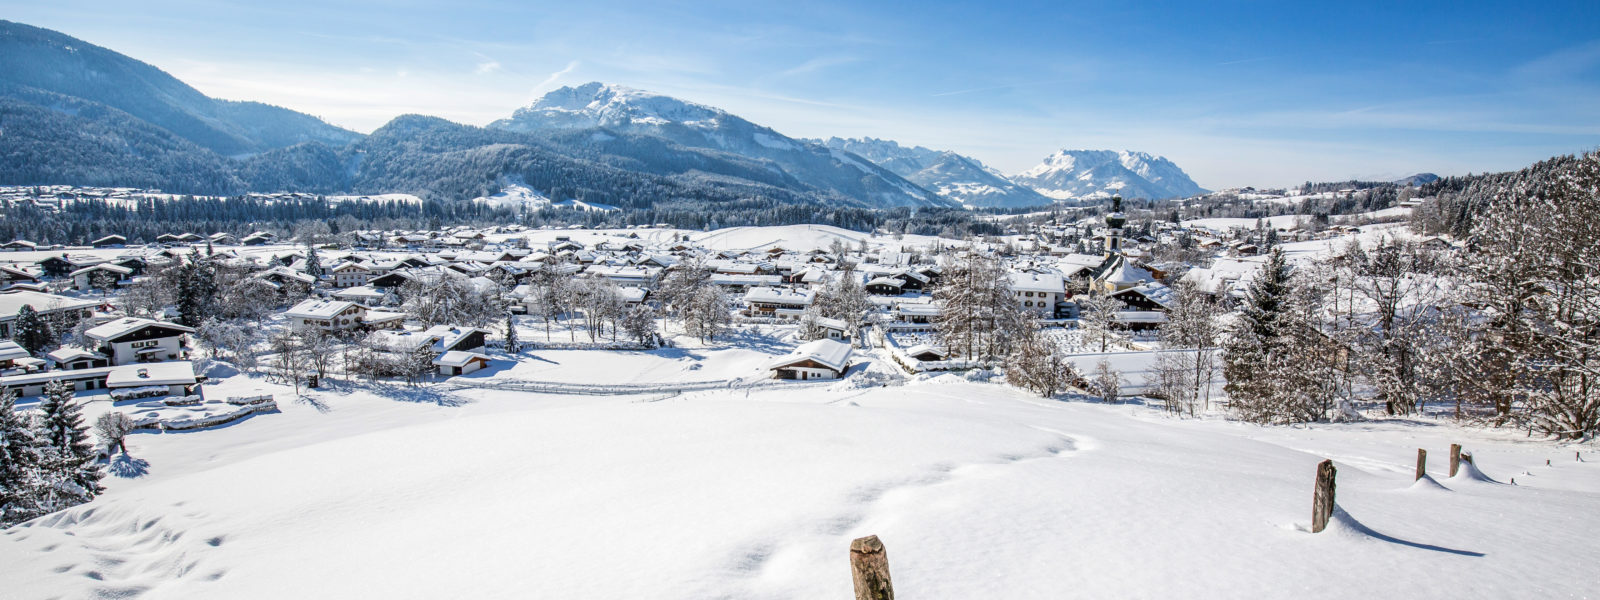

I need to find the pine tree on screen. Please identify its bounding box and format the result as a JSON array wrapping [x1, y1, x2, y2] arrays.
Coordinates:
[[505, 313, 519, 353], [0, 388, 46, 526], [302, 239, 324, 279], [36, 380, 103, 511], [1223, 248, 1297, 423], [12, 305, 54, 355]]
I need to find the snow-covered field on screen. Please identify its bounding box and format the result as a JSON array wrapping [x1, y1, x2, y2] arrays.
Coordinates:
[[4, 375, 1596, 599]]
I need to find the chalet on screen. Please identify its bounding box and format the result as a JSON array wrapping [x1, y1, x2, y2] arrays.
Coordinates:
[[809, 316, 850, 341], [1108, 282, 1175, 312], [70, 263, 133, 292], [742, 287, 813, 319], [1010, 271, 1065, 316], [240, 231, 276, 246], [176, 233, 205, 243], [0, 292, 99, 338], [767, 339, 852, 381], [285, 299, 368, 331], [2, 240, 36, 251], [0, 266, 40, 286], [0, 340, 37, 373], [110, 257, 148, 277], [155, 234, 183, 244], [83, 317, 194, 366], [255, 266, 317, 290], [331, 261, 374, 288], [433, 351, 493, 376], [864, 276, 905, 295], [37, 254, 100, 278], [209, 232, 238, 245], [90, 234, 127, 248], [46, 346, 109, 371]]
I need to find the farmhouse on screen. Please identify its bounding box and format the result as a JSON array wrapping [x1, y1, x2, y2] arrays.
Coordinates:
[[285, 299, 368, 331], [767, 339, 852, 381], [83, 317, 194, 365]]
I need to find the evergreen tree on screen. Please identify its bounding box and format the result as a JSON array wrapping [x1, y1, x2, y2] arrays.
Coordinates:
[[1222, 248, 1297, 423], [12, 305, 54, 355], [302, 239, 324, 279], [171, 253, 219, 327], [0, 389, 45, 526], [505, 313, 519, 353], [36, 380, 103, 510]]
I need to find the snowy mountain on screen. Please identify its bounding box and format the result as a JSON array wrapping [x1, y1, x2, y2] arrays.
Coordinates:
[[490, 83, 952, 209], [814, 137, 1053, 209], [0, 20, 359, 157], [1013, 150, 1207, 202]]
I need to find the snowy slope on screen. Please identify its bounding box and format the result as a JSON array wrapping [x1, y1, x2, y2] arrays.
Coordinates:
[[1014, 149, 1207, 202], [2, 380, 1596, 599], [490, 83, 951, 209], [814, 137, 1053, 208]]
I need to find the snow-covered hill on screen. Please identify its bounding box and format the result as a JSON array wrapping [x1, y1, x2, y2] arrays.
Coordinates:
[[815, 138, 1053, 209], [3, 378, 1595, 598], [1013, 149, 1207, 202], [490, 83, 951, 209]]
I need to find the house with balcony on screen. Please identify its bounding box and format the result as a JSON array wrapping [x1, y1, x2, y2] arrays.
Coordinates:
[[82, 317, 194, 366]]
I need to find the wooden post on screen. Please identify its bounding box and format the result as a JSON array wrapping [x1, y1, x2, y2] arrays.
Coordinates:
[[1312, 460, 1336, 534], [1449, 444, 1463, 477], [1415, 448, 1427, 481], [850, 535, 894, 600]]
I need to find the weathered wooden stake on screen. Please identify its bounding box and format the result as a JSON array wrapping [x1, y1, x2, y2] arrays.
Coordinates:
[[1449, 443, 1463, 477], [1312, 459, 1337, 534], [1415, 448, 1427, 481], [850, 535, 894, 600]]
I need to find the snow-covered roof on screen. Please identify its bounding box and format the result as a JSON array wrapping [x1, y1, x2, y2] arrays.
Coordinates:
[[433, 351, 492, 367], [768, 339, 852, 372], [1102, 259, 1155, 286], [0, 340, 31, 362], [743, 286, 814, 306], [105, 361, 198, 388], [285, 299, 362, 320], [1119, 282, 1176, 308], [68, 263, 134, 277], [1009, 271, 1065, 293], [45, 346, 99, 363], [84, 317, 194, 342]]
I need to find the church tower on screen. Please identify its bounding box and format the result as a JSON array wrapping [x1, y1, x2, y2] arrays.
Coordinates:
[[1103, 195, 1126, 257]]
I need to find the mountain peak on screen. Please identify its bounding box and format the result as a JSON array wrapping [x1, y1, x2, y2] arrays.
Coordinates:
[[1014, 149, 1205, 201], [494, 82, 727, 132]]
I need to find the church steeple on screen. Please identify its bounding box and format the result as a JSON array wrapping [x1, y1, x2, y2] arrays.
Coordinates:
[[1104, 195, 1126, 257]]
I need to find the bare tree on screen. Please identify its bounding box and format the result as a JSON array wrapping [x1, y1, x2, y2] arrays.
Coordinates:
[[1077, 291, 1123, 353], [1089, 359, 1122, 404], [93, 412, 135, 455]]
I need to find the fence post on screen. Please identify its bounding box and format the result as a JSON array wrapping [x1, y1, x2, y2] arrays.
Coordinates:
[[850, 535, 894, 600], [1449, 444, 1463, 477], [1415, 448, 1427, 481], [1312, 460, 1336, 533]]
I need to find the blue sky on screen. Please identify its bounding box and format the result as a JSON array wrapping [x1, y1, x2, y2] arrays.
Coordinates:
[[6, 0, 1598, 188]]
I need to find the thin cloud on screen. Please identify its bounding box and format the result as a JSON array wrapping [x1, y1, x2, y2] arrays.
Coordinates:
[[475, 60, 502, 75], [532, 60, 580, 94], [778, 55, 858, 77]]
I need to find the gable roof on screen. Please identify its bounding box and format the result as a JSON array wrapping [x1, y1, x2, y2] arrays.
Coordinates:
[[767, 339, 852, 372], [84, 317, 195, 342]]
